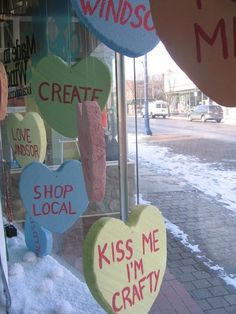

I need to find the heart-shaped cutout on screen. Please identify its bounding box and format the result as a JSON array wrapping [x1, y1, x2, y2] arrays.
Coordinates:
[[83, 204, 167, 313], [71, 0, 159, 57], [7, 112, 47, 168], [0, 63, 8, 120], [77, 101, 106, 203], [19, 160, 89, 233], [25, 214, 53, 257], [32, 55, 111, 137], [150, 0, 236, 107]]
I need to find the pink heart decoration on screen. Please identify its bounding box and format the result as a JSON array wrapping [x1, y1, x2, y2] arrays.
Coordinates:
[[150, 0, 236, 107]]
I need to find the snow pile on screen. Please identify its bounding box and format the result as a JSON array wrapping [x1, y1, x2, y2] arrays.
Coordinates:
[[129, 135, 236, 213], [5, 233, 105, 314]]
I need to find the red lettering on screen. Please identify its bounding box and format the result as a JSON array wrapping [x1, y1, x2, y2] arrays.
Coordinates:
[[130, 5, 144, 29], [134, 259, 144, 280], [32, 204, 41, 216], [51, 201, 59, 215], [138, 276, 146, 299], [154, 270, 160, 292], [63, 84, 72, 103], [234, 17, 236, 57], [196, 0, 202, 9], [98, 243, 110, 269], [112, 292, 123, 312], [63, 185, 73, 197], [52, 83, 62, 102], [39, 82, 49, 100], [143, 11, 155, 31], [42, 203, 50, 215], [70, 85, 81, 103], [105, 0, 122, 22], [125, 239, 133, 260], [34, 186, 41, 199], [80, 0, 102, 15], [44, 184, 53, 198], [11, 128, 31, 142], [194, 19, 228, 63], [54, 185, 64, 198], [111, 241, 115, 263], [132, 284, 141, 305], [153, 229, 160, 252], [120, 1, 132, 25], [122, 287, 132, 310], [91, 88, 103, 101], [142, 229, 160, 254], [142, 231, 152, 254], [79, 86, 92, 100], [116, 240, 125, 262]]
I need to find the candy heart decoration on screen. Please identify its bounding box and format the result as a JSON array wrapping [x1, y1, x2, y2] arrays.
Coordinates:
[[83, 204, 167, 314], [25, 214, 53, 257], [150, 0, 236, 107], [70, 0, 160, 57], [77, 101, 106, 203], [0, 63, 8, 120], [32, 55, 111, 138], [7, 112, 47, 168], [19, 160, 89, 233]]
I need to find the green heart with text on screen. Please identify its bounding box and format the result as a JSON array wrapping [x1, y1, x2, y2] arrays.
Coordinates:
[[32, 55, 111, 137]]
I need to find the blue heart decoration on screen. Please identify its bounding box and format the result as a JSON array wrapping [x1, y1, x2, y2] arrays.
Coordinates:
[[71, 0, 160, 57], [20, 160, 89, 233], [25, 214, 53, 257]]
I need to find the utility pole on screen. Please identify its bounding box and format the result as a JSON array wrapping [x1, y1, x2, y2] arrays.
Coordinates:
[[143, 54, 152, 135]]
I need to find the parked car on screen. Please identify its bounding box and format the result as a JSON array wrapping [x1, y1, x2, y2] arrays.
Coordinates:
[[142, 100, 168, 119], [188, 104, 223, 123]]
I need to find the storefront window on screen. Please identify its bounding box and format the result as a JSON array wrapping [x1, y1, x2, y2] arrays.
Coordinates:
[[0, 1, 136, 278]]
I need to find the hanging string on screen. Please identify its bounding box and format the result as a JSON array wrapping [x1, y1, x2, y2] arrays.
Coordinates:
[[67, 0, 72, 66], [133, 58, 140, 205], [45, 0, 50, 56], [3, 160, 14, 223]]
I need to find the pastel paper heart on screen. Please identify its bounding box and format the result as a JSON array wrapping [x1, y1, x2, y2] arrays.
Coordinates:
[[32, 55, 111, 138], [7, 112, 47, 168], [83, 204, 167, 314], [19, 160, 89, 233], [0, 63, 8, 120], [150, 0, 236, 107], [76, 101, 106, 203], [25, 214, 53, 257], [71, 0, 160, 57]]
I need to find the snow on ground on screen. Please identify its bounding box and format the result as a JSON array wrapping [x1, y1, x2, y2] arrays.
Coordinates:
[[3, 232, 105, 314], [128, 134, 236, 213], [128, 134, 236, 288], [1, 132, 236, 312]]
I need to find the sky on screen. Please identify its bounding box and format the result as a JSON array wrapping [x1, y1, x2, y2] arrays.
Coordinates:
[[124, 42, 183, 80], [2, 131, 236, 313]]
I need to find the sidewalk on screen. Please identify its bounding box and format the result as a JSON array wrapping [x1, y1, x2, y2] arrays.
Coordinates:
[[138, 160, 236, 314]]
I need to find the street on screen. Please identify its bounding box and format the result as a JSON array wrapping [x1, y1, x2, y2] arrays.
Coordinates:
[[127, 114, 236, 311], [127, 116, 236, 168]]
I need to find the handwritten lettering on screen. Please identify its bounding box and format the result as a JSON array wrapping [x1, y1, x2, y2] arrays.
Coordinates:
[[112, 269, 160, 312], [142, 229, 160, 254], [32, 201, 76, 216], [194, 18, 229, 63], [38, 81, 103, 104], [11, 128, 32, 143], [32, 184, 76, 216], [80, 0, 155, 31], [98, 239, 133, 269], [33, 184, 73, 199]]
